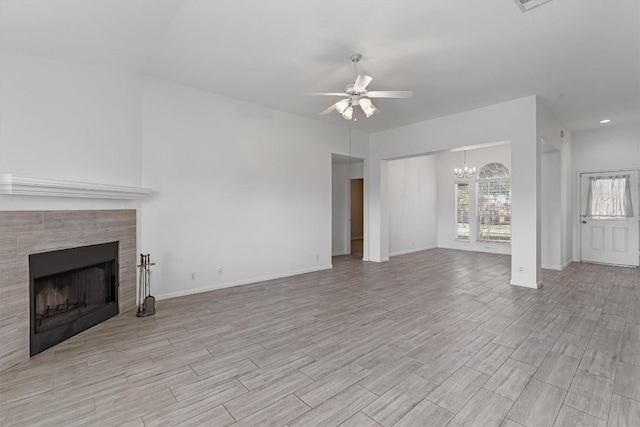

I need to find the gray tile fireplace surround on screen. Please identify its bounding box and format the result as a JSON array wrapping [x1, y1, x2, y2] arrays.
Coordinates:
[[0, 209, 136, 373]]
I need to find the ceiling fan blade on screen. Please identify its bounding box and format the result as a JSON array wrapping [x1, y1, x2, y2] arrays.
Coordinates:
[[308, 92, 348, 96], [353, 74, 373, 92], [320, 105, 337, 115], [320, 99, 350, 115], [366, 90, 414, 98]]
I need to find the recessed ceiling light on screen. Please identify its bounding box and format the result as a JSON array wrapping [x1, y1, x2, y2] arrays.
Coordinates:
[[599, 119, 611, 124]]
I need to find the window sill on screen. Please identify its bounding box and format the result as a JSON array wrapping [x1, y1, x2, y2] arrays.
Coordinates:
[[453, 239, 511, 246]]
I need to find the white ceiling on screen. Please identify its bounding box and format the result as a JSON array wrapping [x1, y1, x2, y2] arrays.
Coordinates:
[[1, 0, 638, 133]]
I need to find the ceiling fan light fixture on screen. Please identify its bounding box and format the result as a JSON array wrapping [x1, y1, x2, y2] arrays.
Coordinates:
[[359, 98, 376, 118], [341, 106, 353, 120], [335, 99, 349, 114]]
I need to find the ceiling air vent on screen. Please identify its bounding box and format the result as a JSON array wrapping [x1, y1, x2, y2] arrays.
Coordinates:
[[515, 0, 555, 12]]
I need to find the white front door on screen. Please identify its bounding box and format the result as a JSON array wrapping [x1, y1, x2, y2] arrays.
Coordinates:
[[580, 170, 639, 267]]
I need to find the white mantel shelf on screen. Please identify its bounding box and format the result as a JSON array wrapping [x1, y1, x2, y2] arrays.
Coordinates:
[[0, 174, 152, 200]]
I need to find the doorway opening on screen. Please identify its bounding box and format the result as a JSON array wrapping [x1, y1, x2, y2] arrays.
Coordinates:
[[331, 154, 364, 260]]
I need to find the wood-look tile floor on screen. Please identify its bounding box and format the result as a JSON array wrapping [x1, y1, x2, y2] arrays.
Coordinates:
[[1, 249, 640, 427]]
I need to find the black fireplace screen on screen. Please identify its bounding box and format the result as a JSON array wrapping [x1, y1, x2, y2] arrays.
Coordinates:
[[29, 242, 119, 356], [34, 261, 116, 334]]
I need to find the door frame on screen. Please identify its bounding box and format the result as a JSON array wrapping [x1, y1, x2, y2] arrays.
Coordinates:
[[346, 179, 351, 255], [577, 167, 640, 267]]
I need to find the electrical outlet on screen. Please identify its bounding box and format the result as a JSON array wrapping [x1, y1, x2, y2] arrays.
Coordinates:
[[315, 254, 320, 261], [218, 267, 223, 275], [519, 267, 523, 273], [191, 272, 196, 280]]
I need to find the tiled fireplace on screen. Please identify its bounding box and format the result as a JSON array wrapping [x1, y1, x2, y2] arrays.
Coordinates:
[[0, 210, 136, 372]]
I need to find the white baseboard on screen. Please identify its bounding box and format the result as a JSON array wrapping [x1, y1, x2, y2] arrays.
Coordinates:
[[390, 245, 437, 257], [332, 251, 348, 256], [534, 260, 574, 271], [438, 243, 511, 255], [155, 264, 333, 301], [510, 279, 542, 289]]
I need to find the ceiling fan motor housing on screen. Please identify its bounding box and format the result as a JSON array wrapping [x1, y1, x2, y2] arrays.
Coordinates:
[[345, 84, 366, 96]]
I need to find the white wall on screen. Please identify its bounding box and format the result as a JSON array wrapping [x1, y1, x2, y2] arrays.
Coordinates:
[[388, 155, 437, 256], [369, 96, 540, 288], [331, 162, 348, 256], [541, 150, 562, 269], [573, 123, 639, 172], [436, 144, 512, 255], [572, 123, 640, 260], [332, 159, 363, 256], [141, 78, 368, 299], [0, 52, 142, 211], [560, 133, 574, 268]]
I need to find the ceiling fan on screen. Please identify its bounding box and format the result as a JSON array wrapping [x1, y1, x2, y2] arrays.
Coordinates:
[[309, 53, 414, 120]]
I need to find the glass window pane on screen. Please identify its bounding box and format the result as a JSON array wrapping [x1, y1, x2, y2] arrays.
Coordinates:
[[587, 177, 633, 218], [478, 163, 510, 180], [456, 183, 469, 239], [478, 178, 511, 242]]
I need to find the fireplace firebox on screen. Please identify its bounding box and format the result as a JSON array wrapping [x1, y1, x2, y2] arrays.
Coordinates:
[[29, 242, 119, 356]]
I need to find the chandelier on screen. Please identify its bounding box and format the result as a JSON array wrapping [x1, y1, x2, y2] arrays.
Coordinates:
[[454, 150, 476, 179]]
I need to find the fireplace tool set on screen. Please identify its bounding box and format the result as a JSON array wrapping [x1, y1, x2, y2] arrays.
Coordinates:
[[136, 254, 156, 317]]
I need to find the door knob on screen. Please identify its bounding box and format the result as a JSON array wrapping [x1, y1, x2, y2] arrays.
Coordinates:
[[581, 220, 587, 224]]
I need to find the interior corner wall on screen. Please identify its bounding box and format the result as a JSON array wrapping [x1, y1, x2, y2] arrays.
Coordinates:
[[571, 123, 640, 261], [436, 143, 511, 255], [0, 52, 143, 211], [541, 151, 562, 269], [141, 77, 368, 299], [387, 155, 437, 256]]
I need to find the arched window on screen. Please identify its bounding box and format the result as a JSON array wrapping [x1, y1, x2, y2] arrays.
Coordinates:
[[478, 163, 510, 180], [477, 163, 511, 242]]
